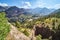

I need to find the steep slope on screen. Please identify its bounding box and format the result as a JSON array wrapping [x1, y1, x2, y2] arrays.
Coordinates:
[[6, 23, 31, 40]]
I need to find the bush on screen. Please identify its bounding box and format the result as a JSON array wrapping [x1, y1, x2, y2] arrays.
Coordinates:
[[36, 34, 42, 40], [0, 12, 10, 40], [23, 29, 30, 36], [15, 21, 21, 28]]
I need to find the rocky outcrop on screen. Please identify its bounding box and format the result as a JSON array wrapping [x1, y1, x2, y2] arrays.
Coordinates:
[[34, 24, 54, 39]]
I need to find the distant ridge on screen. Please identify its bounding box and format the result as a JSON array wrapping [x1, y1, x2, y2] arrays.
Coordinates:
[[46, 9, 60, 18]]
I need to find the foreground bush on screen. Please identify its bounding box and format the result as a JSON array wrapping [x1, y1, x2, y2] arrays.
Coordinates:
[[0, 12, 10, 40], [36, 34, 42, 40]]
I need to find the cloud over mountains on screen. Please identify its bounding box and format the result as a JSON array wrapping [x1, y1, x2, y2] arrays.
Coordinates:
[[0, 3, 8, 6]]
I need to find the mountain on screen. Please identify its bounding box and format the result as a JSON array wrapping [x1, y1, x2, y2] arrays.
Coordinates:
[[5, 6, 25, 18], [46, 9, 60, 18], [0, 6, 6, 12], [0, 6, 55, 17], [0, 6, 56, 18], [5, 6, 33, 22], [0, 6, 9, 12], [31, 7, 55, 15]]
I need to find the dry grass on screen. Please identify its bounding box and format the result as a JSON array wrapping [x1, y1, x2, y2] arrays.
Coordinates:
[[6, 33, 15, 40]]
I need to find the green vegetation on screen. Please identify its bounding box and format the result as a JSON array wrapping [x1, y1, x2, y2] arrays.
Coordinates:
[[18, 27, 30, 36], [14, 17, 60, 39], [36, 35, 42, 40], [9, 9, 60, 40], [0, 12, 10, 40], [23, 29, 30, 36]]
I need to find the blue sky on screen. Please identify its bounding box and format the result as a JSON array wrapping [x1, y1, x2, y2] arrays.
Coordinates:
[[0, 0, 60, 9]]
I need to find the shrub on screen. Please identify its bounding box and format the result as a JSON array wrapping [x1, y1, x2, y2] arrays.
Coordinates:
[[23, 29, 30, 36], [0, 12, 10, 40], [15, 21, 21, 28], [36, 34, 42, 40]]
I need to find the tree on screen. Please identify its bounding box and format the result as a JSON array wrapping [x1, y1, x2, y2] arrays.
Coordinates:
[[0, 12, 10, 40]]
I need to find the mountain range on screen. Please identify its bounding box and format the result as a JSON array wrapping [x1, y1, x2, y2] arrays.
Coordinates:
[[0, 6, 60, 22], [0, 6, 55, 17]]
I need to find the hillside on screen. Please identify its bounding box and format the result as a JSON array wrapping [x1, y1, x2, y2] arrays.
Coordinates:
[[47, 9, 60, 18], [6, 23, 31, 40]]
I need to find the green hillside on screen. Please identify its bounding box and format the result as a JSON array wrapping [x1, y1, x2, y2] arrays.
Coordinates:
[[0, 12, 10, 40]]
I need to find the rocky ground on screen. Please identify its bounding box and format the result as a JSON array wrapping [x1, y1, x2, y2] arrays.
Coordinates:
[[6, 23, 31, 40]]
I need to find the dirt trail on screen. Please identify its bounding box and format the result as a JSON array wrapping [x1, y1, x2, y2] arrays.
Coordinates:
[[7, 23, 30, 40]]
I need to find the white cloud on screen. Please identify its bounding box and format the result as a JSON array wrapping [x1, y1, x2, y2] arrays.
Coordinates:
[[31, 0, 47, 8], [0, 3, 8, 6], [33, 1, 60, 9], [54, 4, 60, 9], [48, 4, 60, 9], [37, 2, 46, 8], [31, 0, 60, 9], [21, 2, 31, 9], [24, 2, 31, 7], [20, 0, 60, 9]]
